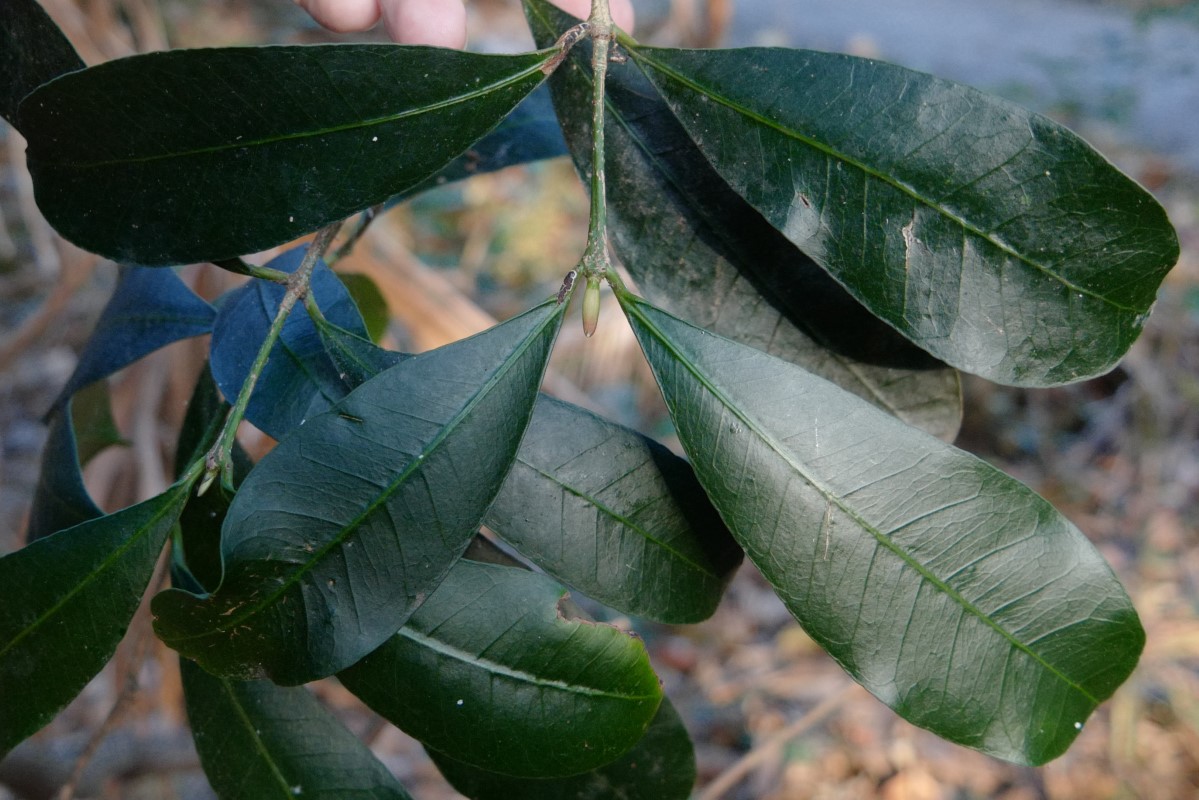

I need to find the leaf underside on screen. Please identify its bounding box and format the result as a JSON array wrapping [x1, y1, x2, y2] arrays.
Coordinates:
[[620, 295, 1144, 765], [485, 394, 742, 623]]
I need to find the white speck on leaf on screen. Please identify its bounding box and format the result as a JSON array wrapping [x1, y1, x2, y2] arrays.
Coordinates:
[[456, 699, 464, 707]]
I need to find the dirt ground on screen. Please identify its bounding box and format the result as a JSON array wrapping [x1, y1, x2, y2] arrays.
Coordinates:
[[1, 1, 1197, 798]]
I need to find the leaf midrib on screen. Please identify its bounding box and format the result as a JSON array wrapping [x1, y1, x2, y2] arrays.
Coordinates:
[[30, 56, 552, 170], [623, 298, 1100, 706], [628, 48, 1137, 314], [397, 625, 659, 702], [217, 678, 297, 799]]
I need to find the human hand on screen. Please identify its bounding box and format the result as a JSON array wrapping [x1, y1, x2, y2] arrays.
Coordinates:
[[295, 0, 635, 49]]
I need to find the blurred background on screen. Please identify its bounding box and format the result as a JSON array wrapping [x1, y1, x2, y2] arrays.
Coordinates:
[[1, 0, 1196, 798]]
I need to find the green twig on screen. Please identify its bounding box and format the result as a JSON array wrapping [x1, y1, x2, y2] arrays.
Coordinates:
[[197, 223, 341, 495], [580, 0, 613, 280], [211, 257, 290, 284], [569, 0, 623, 335], [245, 263, 291, 283]]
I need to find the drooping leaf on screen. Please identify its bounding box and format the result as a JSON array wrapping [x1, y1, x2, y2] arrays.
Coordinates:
[[337, 272, 390, 343], [21, 45, 553, 265], [51, 266, 215, 411], [485, 395, 741, 623], [618, 294, 1145, 765], [389, 83, 568, 203], [153, 301, 564, 684], [209, 246, 368, 441], [628, 45, 1179, 386], [25, 384, 118, 543], [0, 0, 83, 129], [180, 658, 412, 800], [0, 484, 189, 758], [339, 559, 662, 778], [427, 695, 694, 800], [525, 0, 961, 440]]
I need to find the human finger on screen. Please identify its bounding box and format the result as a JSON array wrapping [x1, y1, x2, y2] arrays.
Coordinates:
[[294, 0, 382, 32], [380, 0, 468, 48], [548, 0, 635, 32]]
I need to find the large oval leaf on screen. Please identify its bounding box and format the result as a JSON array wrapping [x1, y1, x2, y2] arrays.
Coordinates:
[[485, 395, 741, 623], [0, 484, 189, 758], [181, 659, 412, 799], [21, 45, 552, 265], [427, 696, 695, 800], [629, 45, 1179, 386], [524, 0, 961, 439], [338, 559, 662, 779], [152, 301, 564, 684], [618, 294, 1145, 765]]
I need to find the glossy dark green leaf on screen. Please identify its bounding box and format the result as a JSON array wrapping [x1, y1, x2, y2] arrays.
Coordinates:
[[339, 559, 662, 778], [180, 659, 412, 800], [628, 45, 1179, 386], [209, 247, 367, 440], [51, 266, 215, 412], [0, 484, 189, 758], [427, 696, 694, 800], [153, 301, 564, 684], [21, 45, 552, 265], [485, 395, 741, 623], [619, 294, 1145, 765], [0, 0, 83, 129], [525, 0, 961, 439], [25, 384, 117, 543]]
